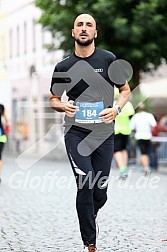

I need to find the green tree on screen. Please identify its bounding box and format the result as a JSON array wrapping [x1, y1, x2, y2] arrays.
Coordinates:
[[35, 0, 167, 89]]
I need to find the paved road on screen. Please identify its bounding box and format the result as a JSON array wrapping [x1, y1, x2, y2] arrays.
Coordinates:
[[0, 153, 167, 252]]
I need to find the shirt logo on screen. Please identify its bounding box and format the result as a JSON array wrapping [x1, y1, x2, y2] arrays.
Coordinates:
[[94, 68, 103, 73]]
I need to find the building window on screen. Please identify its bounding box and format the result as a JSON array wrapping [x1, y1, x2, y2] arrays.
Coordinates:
[[12, 99, 18, 124], [0, 36, 2, 61], [0, 35, 5, 62], [24, 22, 27, 54], [32, 18, 36, 52], [17, 25, 20, 57], [42, 28, 45, 48], [9, 29, 13, 58]]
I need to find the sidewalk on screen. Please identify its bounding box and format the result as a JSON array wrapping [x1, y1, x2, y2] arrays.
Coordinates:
[[0, 152, 167, 251]]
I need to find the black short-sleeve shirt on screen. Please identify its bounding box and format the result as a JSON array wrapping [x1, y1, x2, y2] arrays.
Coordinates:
[[50, 48, 124, 133]]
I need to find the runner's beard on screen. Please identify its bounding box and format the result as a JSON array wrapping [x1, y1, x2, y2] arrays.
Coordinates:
[[75, 37, 94, 46]]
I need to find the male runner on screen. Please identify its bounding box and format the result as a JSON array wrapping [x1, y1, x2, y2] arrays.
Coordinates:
[[50, 13, 131, 252]]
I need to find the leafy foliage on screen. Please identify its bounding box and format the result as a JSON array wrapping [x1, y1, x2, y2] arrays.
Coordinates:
[[35, 0, 167, 88]]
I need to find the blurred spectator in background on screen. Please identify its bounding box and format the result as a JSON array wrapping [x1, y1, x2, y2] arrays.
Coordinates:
[[0, 104, 9, 183], [22, 122, 29, 141], [149, 115, 160, 171], [158, 115, 167, 132], [13, 122, 29, 153], [130, 103, 157, 176], [14, 122, 23, 153], [113, 89, 135, 179]]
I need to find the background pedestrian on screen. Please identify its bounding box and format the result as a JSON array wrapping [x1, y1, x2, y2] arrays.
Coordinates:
[[0, 104, 9, 183], [130, 103, 157, 175], [113, 89, 135, 179]]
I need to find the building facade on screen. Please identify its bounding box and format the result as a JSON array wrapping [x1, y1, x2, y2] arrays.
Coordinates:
[[0, 0, 11, 114], [0, 0, 64, 156]]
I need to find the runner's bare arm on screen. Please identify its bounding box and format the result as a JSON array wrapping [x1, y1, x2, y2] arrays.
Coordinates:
[[49, 94, 66, 112], [49, 94, 79, 116], [115, 82, 131, 109]]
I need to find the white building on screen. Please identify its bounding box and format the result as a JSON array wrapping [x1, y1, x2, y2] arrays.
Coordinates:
[[0, 0, 65, 156], [0, 0, 11, 116]]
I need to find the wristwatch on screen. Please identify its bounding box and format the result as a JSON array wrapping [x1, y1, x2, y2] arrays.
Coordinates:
[[113, 105, 122, 115]]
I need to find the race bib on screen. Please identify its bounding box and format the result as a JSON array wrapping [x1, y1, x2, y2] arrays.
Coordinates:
[[75, 101, 104, 123]]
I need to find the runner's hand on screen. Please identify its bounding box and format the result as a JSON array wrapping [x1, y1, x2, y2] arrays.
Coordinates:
[[64, 100, 79, 117], [99, 107, 118, 124]]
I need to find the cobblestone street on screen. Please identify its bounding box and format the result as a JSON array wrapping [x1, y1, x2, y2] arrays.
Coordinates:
[[0, 152, 167, 252]]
